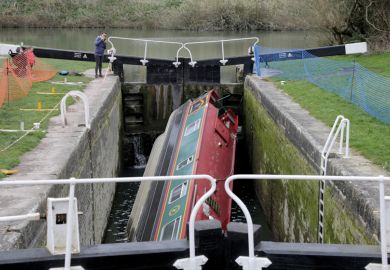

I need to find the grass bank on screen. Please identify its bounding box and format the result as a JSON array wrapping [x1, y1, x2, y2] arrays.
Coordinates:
[[272, 52, 390, 172], [0, 59, 102, 178]]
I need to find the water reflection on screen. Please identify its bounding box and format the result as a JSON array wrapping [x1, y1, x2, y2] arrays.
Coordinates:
[[0, 28, 329, 60]]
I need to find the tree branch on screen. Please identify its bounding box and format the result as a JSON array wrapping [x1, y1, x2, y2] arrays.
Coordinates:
[[365, 0, 390, 33]]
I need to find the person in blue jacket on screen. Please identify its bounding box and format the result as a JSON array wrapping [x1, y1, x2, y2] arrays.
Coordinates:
[[94, 32, 107, 78]]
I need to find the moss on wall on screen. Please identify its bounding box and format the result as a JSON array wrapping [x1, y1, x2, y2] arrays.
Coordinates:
[[324, 184, 377, 244], [243, 88, 377, 244], [244, 89, 318, 242]]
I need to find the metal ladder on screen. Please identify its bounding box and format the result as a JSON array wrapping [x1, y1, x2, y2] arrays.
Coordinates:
[[318, 115, 350, 243]]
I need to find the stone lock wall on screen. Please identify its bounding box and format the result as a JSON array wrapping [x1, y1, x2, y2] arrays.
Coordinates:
[[0, 76, 122, 250], [244, 76, 387, 244]]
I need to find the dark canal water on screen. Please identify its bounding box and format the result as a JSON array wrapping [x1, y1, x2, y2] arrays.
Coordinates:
[[103, 168, 143, 243]]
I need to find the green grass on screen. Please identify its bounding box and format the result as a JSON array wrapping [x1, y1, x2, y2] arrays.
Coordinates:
[[271, 53, 390, 172], [0, 58, 100, 178], [328, 52, 390, 77]]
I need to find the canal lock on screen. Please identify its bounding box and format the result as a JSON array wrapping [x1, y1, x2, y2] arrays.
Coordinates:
[[103, 79, 274, 243]]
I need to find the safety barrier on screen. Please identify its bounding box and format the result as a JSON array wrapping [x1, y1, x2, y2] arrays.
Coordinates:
[[107, 37, 183, 66], [1, 173, 389, 269], [107, 36, 258, 68], [254, 45, 390, 125], [182, 37, 259, 67], [0, 175, 216, 270], [224, 174, 390, 270]]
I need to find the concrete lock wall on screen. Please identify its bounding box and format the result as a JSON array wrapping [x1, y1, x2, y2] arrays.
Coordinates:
[[244, 76, 389, 244], [0, 76, 122, 250]]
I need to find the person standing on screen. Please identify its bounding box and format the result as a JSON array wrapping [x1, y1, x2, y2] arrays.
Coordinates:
[[94, 32, 107, 78]]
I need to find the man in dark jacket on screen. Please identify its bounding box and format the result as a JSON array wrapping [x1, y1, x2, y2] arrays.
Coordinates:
[[95, 32, 107, 78]]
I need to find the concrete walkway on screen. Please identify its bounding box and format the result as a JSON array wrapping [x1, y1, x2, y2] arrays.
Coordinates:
[[0, 72, 121, 250]]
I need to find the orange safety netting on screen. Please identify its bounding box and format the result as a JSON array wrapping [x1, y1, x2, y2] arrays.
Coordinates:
[[0, 65, 7, 108], [31, 57, 57, 83], [0, 49, 57, 108]]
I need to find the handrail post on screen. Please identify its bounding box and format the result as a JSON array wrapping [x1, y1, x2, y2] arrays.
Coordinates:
[[379, 176, 388, 268], [64, 180, 76, 270], [319, 115, 350, 243], [173, 175, 216, 270], [173, 44, 184, 67], [345, 119, 350, 158], [366, 176, 390, 270], [224, 175, 272, 270], [182, 45, 196, 67], [220, 41, 228, 65], [339, 120, 345, 155], [254, 45, 261, 76]]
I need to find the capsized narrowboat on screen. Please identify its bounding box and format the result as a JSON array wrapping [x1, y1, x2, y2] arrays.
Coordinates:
[[128, 90, 238, 241]]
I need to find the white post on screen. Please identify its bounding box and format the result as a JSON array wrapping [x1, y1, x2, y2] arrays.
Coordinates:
[[173, 175, 216, 270], [366, 177, 390, 270], [219, 41, 228, 65], [225, 177, 254, 257], [64, 181, 76, 270], [140, 42, 149, 65], [339, 120, 345, 155], [188, 177, 216, 258], [224, 176, 272, 270], [345, 119, 350, 158], [380, 177, 388, 268]]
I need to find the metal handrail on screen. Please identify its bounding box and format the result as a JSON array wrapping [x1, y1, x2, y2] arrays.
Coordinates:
[[107, 36, 259, 68], [60, 91, 90, 129], [183, 37, 259, 66], [225, 174, 390, 270], [2, 173, 388, 269], [107, 36, 184, 66], [174, 44, 194, 67], [318, 115, 350, 243], [0, 175, 216, 270], [321, 115, 350, 175], [0, 213, 40, 222]]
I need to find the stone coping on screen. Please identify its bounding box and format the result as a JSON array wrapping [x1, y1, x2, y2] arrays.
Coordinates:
[[0, 74, 120, 250], [245, 75, 389, 240]]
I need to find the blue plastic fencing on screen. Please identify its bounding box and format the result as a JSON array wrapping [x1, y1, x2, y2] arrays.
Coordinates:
[[254, 45, 390, 125]]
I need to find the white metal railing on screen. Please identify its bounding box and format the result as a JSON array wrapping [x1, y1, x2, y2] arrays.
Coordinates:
[[318, 115, 350, 243], [0, 212, 40, 222], [225, 174, 390, 270], [107, 37, 183, 66], [1, 173, 389, 269], [183, 37, 259, 67], [60, 91, 90, 129], [0, 175, 216, 270], [321, 115, 350, 176], [107, 36, 259, 68]]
